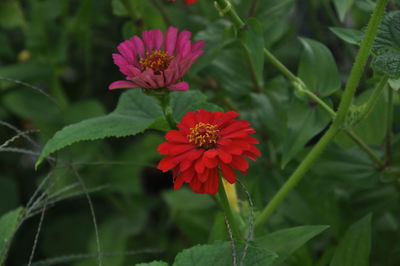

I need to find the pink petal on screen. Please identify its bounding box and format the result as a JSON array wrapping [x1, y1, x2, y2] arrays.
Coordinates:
[[117, 41, 135, 63], [165, 27, 179, 56], [175, 30, 191, 56], [112, 54, 131, 76], [192, 40, 205, 52], [108, 80, 138, 90], [142, 30, 154, 52], [131, 36, 145, 58], [168, 81, 189, 91], [153, 29, 163, 50]]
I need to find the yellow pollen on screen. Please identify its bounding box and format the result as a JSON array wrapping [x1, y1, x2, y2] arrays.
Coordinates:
[[188, 122, 219, 149], [139, 50, 174, 73]]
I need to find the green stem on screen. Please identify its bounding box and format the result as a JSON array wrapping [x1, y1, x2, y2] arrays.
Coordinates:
[[213, 0, 245, 28], [305, 91, 336, 118], [385, 85, 393, 163], [218, 181, 241, 240], [247, 0, 259, 17], [343, 129, 384, 167], [254, 0, 389, 229], [360, 75, 389, 121], [334, 0, 388, 124], [263, 48, 298, 81]]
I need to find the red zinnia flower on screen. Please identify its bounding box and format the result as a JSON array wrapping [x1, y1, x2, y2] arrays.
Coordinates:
[[168, 0, 197, 4], [157, 109, 261, 194], [109, 27, 204, 91]]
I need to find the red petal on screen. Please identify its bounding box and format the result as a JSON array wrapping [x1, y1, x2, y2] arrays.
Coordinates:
[[202, 154, 219, 168], [157, 142, 171, 155], [204, 149, 218, 158], [157, 156, 176, 172], [217, 148, 232, 163], [195, 109, 213, 123], [247, 145, 261, 156], [189, 177, 203, 193], [180, 160, 192, 172], [174, 176, 185, 190], [203, 168, 219, 194], [211, 112, 224, 124], [180, 168, 195, 182], [188, 148, 204, 160], [215, 111, 240, 127], [166, 130, 189, 143], [220, 163, 236, 184], [220, 120, 250, 135], [194, 158, 205, 174], [169, 144, 194, 155], [219, 142, 243, 155], [177, 111, 196, 134], [198, 168, 209, 182], [244, 136, 259, 144], [243, 151, 258, 161], [223, 130, 249, 139], [172, 148, 201, 163], [230, 155, 249, 172]]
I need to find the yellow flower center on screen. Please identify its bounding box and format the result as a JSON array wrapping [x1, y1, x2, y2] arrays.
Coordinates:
[[188, 122, 219, 149], [139, 50, 174, 73]]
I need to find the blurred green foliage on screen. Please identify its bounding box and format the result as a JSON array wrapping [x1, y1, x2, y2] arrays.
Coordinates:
[[0, 0, 399, 265]]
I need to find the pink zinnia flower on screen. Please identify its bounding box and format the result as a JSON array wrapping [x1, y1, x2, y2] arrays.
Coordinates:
[[109, 27, 204, 92]]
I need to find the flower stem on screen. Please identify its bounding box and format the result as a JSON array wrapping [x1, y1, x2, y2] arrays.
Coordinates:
[[213, 0, 245, 28], [254, 0, 389, 229], [343, 129, 384, 167], [263, 48, 298, 82], [360, 75, 389, 122], [218, 180, 241, 240]]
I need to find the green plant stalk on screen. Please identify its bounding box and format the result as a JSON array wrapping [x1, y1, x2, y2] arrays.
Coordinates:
[[343, 129, 384, 167], [210, 0, 389, 225], [385, 85, 393, 163], [254, 0, 389, 229], [217, 180, 242, 240], [360, 75, 389, 122], [213, 0, 245, 28]]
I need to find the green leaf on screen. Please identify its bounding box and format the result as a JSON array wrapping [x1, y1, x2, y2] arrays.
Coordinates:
[[388, 78, 400, 90], [0, 207, 24, 265], [372, 11, 400, 55], [210, 48, 254, 97], [333, 0, 356, 22], [136, 262, 169, 266], [298, 38, 341, 97], [163, 188, 215, 243], [281, 99, 331, 168], [190, 20, 235, 74], [371, 11, 400, 78], [330, 27, 363, 45], [0, 177, 19, 214], [335, 87, 387, 146], [170, 91, 223, 122], [36, 89, 166, 167], [0, 1, 24, 29], [373, 51, 400, 78], [256, 225, 329, 265], [239, 18, 265, 89], [330, 214, 372, 266], [173, 242, 277, 266]]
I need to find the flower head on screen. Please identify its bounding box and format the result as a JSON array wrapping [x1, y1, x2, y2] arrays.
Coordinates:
[[157, 109, 261, 194], [109, 27, 204, 92]]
